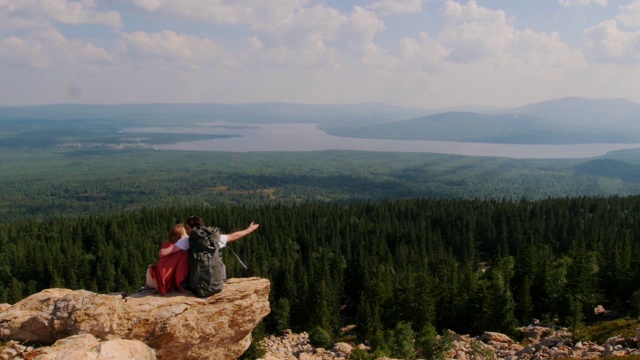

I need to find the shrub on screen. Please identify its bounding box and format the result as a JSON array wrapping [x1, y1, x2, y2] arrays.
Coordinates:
[[272, 298, 290, 331], [348, 348, 374, 360], [416, 324, 453, 360], [390, 322, 416, 360], [309, 326, 333, 349], [239, 326, 266, 360], [630, 289, 640, 318]]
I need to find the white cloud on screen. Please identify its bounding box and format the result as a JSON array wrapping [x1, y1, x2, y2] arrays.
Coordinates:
[[0, 0, 121, 31], [367, 0, 423, 16], [558, 0, 608, 7], [439, 0, 517, 63], [119, 30, 233, 69], [412, 1, 584, 70], [385, 0, 587, 108], [584, 19, 640, 64], [38, 0, 121, 28], [615, 0, 640, 29], [129, 1, 387, 70], [345, 6, 386, 44], [0, 28, 112, 69], [398, 32, 449, 71], [0, 36, 48, 67], [580, 0, 640, 64], [233, 5, 386, 71], [131, 0, 308, 29], [0, 0, 118, 71], [3, 0, 640, 108]]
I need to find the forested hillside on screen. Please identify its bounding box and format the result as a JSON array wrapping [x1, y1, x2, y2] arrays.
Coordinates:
[[3, 148, 640, 223], [2, 197, 639, 344]]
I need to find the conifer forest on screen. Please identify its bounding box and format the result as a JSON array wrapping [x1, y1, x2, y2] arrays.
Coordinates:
[[2, 196, 640, 343]]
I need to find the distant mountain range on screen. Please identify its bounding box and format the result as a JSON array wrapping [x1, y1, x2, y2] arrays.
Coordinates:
[[1, 97, 640, 144], [326, 97, 640, 144], [508, 97, 640, 130]]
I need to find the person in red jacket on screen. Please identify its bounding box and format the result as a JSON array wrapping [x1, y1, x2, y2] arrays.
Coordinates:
[[145, 224, 190, 295]]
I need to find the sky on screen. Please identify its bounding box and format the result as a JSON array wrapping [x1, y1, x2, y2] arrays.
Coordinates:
[[1, 0, 640, 109]]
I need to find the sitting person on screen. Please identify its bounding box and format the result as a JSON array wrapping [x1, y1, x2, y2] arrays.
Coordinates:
[[185, 215, 259, 297], [145, 224, 190, 295]]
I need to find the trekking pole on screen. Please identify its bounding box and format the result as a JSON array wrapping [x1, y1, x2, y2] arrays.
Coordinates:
[[221, 240, 248, 269]]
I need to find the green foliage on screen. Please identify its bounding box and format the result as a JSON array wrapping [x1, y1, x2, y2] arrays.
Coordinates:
[[271, 298, 291, 332], [574, 319, 640, 344], [348, 348, 374, 360], [239, 324, 267, 360], [416, 324, 453, 360], [2, 145, 640, 223], [1, 195, 640, 345], [369, 331, 391, 358], [469, 339, 496, 360], [389, 322, 416, 360], [630, 290, 640, 318], [308, 326, 333, 349], [567, 295, 584, 341]]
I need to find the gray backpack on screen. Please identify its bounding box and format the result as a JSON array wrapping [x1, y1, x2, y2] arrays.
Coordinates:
[[188, 226, 226, 297]]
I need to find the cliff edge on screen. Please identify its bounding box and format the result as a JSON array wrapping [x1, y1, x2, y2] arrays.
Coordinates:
[[0, 277, 270, 360]]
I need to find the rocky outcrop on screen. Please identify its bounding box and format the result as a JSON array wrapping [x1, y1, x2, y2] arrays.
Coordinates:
[[0, 277, 270, 360], [25, 334, 156, 359], [259, 330, 359, 360], [448, 325, 640, 360], [257, 324, 640, 360]]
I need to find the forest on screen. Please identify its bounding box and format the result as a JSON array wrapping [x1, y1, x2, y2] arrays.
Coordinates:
[[1, 196, 640, 357], [2, 146, 640, 223]]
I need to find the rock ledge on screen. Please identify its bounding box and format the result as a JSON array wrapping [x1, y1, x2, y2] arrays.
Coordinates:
[[0, 277, 270, 360]]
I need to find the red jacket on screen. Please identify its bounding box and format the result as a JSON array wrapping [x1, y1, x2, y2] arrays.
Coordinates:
[[149, 241, 189, 295]]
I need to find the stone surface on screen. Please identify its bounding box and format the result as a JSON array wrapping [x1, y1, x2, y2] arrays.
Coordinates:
[[258, 324, 640, 360], [0, 277, 270, 360], [331, 342, 353, 357], [30, 334, 156, 360], [480, 331, 514, 345]]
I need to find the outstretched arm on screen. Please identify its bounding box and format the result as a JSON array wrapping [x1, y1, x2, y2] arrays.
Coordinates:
[[158, 242, 182, 257], [225, 221, 259, 243]]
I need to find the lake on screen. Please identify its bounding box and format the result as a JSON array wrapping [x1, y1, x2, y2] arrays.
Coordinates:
[[122, 123, 640, 159]]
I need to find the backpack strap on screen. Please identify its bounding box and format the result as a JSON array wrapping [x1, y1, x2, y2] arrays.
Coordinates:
[[202, 226, 248, 269]]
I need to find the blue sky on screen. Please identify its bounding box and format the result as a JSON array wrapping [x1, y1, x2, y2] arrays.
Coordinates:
[[1, 0, 640, 108]]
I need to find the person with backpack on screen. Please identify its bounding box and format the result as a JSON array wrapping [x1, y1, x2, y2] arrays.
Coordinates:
[[185, 215, 259, 297]]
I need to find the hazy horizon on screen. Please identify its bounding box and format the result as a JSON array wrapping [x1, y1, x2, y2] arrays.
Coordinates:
[[0, 95, 637, 111]]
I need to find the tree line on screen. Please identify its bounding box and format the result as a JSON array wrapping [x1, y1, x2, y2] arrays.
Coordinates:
[[1, 196, 640, 352]]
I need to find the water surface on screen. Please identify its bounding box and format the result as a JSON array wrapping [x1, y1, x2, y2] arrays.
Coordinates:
[[122, 123, 640, 159]]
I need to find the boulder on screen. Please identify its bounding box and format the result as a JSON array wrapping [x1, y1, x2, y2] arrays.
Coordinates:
[[331, 342, 353, 357], [29, 334, 156, 360], [480, 331, 514, 345], [518, 325, 550, 341], [540, 336, 560, 347], [0, 277, 270, 360]]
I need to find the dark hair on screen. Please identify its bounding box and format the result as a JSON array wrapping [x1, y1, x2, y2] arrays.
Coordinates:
[[186, 215, 205, 229]]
